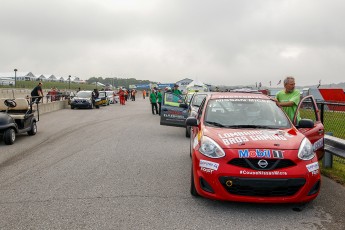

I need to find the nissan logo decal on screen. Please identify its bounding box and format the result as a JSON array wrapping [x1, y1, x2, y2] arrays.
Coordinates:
[[258, 159, 268, 168]]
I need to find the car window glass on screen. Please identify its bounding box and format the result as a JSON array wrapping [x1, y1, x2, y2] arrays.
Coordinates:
[[164, 93, 183, 107], [204, 98, 291, 128], [192, 94, 207, 107], [298, 97, 318, 123], [76, 91, 92, 98]]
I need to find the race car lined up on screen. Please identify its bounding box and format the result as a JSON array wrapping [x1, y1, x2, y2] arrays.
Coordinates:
[[161, 91, 324, 203]]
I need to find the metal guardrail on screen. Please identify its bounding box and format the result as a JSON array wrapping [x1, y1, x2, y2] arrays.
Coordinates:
[[323, 134, 345, 168]]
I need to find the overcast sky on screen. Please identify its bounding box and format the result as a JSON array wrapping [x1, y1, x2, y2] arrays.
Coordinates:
[[1, 0, 344, 86]]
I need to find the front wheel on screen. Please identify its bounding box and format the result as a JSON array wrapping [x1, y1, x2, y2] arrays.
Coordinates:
[[28, 121, 37, 136], [4, 128, 16, 145], [190, 165, 199, 197], [185, 126, 190, 138]]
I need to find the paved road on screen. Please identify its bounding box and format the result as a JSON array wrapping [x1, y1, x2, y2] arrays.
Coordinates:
[[0, 97, 344, 230]]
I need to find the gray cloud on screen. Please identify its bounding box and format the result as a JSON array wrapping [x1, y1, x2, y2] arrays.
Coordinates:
[[1, 0, 344, 86]]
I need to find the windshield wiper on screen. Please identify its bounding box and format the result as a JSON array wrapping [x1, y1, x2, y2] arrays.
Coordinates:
[[226, 125, 276, 129], [205, 121, 226, 127]]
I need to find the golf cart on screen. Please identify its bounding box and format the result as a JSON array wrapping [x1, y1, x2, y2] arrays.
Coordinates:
[[0, 98, 39, 145]]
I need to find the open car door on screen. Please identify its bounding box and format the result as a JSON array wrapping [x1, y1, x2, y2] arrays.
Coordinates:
[[293, 95, 325, 159], [160, 92, 189, 127]]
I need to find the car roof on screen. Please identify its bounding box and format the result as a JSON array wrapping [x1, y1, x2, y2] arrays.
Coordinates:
[[209, 92, 270, 100]]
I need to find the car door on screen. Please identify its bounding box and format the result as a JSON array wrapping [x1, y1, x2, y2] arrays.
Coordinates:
[[160, 92, 189, 127], [293, 95, 325, 159]]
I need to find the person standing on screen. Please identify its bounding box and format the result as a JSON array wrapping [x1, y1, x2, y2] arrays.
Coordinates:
[[149, 89, 158, 115], [118, 88, 125, 105], [143, 90, 146, 99], [31, 82, 43, 103], [131, 89, 136, 101], [172, 84, 182, 95], [92, 88, 100, 108], [157, 88, 162, 115], [275, 76, 301, 122]]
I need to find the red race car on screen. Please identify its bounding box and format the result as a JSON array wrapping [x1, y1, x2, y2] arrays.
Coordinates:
[[176, 92, 324, 203]]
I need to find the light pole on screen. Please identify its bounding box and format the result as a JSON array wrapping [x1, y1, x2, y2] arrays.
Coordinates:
[[68, 75, 71, 90], [14, 69, 17, 88]]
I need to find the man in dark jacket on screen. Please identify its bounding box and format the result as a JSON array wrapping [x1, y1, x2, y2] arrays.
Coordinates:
[[31, 82, 43, 103]]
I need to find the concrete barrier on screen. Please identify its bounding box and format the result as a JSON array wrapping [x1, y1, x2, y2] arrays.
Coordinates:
[[36, 100, 69, 115]]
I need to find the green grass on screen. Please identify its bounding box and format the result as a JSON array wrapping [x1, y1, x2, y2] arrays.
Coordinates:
[[320, 157, 345, 186]]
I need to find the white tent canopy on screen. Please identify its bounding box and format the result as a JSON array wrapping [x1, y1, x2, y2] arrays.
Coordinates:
[[186, 80, 208, 92]]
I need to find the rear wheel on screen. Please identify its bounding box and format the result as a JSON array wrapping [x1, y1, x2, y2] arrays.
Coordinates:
[[28, 121, 37, 136], [4, 128, 15, 145]]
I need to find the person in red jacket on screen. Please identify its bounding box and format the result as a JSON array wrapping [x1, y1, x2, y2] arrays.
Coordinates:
[[118, 88, 125, 105]]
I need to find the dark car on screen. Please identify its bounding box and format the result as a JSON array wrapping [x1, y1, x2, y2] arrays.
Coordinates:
[[70, 91, 94, 109]]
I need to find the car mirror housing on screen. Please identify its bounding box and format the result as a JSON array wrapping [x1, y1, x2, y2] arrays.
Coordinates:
[[186, 117, 198, 126], [179, 103, 188, 109], [297, 119, 314, 128]]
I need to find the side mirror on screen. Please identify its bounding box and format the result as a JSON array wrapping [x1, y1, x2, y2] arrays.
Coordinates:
[[179, 103, 188, 109], [186, 117, 198, 126], [297, 119, 314, 128]]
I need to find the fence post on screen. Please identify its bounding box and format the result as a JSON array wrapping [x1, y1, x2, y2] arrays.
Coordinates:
[[323, 132, 333, 168], [320, 103, 324, 124]]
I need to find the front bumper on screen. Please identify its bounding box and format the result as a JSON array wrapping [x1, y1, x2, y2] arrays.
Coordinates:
[[192, 151, 321, 203], [70, 101, 92, 108]]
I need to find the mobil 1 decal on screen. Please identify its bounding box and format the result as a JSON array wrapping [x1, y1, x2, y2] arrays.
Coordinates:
[[238, 149, 284, 159]]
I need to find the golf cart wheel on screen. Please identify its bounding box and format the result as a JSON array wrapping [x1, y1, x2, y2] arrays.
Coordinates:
[[4, 128, 16, 145], [28, 121, 37, 136]]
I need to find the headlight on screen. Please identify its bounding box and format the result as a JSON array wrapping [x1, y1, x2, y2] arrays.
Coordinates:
[[298, 138, 315, 160], [198, 136, 225, 158]]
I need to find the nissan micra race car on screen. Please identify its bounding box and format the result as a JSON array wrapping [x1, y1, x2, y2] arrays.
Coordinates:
[[162, 91, 324, 203]]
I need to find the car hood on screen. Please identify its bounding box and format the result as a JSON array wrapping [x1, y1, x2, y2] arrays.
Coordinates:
[[203, 127, 305, 150]]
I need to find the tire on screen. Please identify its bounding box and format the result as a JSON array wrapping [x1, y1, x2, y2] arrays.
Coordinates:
[[28, 121, 37, 136], [185, 126, 190, 138], [71, 105, 74, 109], [190, 165, 199, 197], [4, 128, 16, 145]]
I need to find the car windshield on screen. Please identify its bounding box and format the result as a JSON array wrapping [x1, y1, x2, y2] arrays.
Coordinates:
[[192, 94, 207, 107], [204, 98, 291, 129], [186, 94, 194, 104], [76, 91, 92, 98]]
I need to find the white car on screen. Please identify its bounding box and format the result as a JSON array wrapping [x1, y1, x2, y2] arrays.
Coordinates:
[[105, 91, 118, 104]]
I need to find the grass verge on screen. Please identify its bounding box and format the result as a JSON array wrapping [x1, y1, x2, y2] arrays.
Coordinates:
[[320, 157, 345, 186]]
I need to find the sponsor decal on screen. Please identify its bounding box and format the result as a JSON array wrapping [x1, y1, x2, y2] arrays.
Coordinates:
[[272, 150, 284, 159], [238, 149, 284, 159], [218, 130, 288, 146], [200, 167, 214, 174], [215, 98, 270, 103], [239, 149, 271, 158], [240, 170, 287, 176], [313, 138, 324, 151], [199, 160, 219, 171], [311, 170, 319, 176], [306, 162, 319, 172]]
